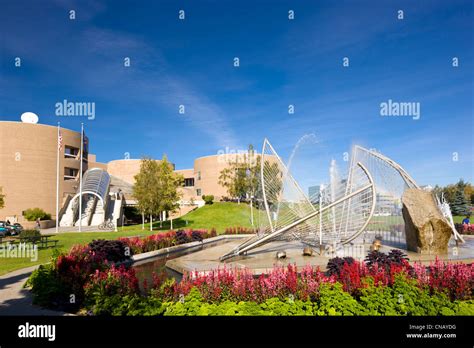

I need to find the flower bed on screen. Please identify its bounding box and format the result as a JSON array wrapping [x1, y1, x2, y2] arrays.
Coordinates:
[[26, 230, 474, 316], [455, 223, 474, 235], [26, 228, 250, 311], [118, 227, 254, 254]]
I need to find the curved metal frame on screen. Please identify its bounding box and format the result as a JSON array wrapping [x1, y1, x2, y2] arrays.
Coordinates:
[[70, 168, 110, 212], [221, 161, 376, 260], [353, 146, 419, 189], [260, 139, 274, 232]]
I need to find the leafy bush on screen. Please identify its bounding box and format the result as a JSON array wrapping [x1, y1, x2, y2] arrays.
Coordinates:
[[26, 263, 72, 310], [326, 256, 355, 277], [315, 283, 364, 316], [23, 208, 51, 221], [88, 239, 132, 263], [455, 223, 474, 235], [202, 195, 214, 205], [119, 229, 218, 254], [159, 278, 473, 317], [365, 249, 410, 273], [175, 230, 190, 244], [191, 230, 203, 242], [84, 265, 139, 314], [19, 229, 41, 239], [83, 291, 166, 316], [223, 226, 256, 234]]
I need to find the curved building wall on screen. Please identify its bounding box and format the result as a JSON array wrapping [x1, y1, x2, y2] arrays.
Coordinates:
[[0, 121, 85, 220], [193, 153, 259, 199], [107, 159, 144, 185]]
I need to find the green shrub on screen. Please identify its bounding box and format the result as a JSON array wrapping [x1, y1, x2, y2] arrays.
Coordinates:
[[202, 195, 214, 205], [19, 229, 41, 239], [23, 208, 51, 221], [358, 278, 401, 316], [389, 274, 455, 316], [85, 294, 166, 316], [88, 239, 132, 262], [315, 283, 364, 316], [25, 263, 71, 310], [260, 297, 314, 316], [451, 300, 474, 315]]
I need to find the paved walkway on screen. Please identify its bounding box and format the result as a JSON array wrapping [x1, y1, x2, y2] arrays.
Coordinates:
[[0, 265, 71, 316]]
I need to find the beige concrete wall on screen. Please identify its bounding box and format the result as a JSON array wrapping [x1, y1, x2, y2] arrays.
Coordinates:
[[0, 121, 85, 220], [107, 159, 170, 185]]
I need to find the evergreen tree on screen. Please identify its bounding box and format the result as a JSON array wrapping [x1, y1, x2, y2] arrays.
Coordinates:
[[451, 185, 469, 216]]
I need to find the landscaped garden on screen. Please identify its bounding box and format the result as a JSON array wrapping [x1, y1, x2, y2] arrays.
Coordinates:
[[0, 202, 255, 275], [25, 229, 474, 316]]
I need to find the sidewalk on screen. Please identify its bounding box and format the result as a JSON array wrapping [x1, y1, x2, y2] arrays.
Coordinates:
[[0, 265, 72, 316]]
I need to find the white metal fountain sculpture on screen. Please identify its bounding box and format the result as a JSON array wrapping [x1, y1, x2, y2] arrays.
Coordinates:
[[436, 193, 465, 244], [220, 139, 462, 261]]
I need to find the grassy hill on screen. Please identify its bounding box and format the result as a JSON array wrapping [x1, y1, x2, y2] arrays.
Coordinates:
[[123, 202, 258, 233]]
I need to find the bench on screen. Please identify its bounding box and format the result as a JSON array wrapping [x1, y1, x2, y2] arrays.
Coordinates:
[[40, 239, 59, 249]]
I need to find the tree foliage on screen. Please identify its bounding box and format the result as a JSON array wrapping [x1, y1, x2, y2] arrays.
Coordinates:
[[133, 156, 184, 221], [432, 179, 473, 213], [451, 185, 470, 216], [133, 158, 160, 217], [218, 145, 259, 201], [0, 187, 4, 209], [156, 155, 184, 216]]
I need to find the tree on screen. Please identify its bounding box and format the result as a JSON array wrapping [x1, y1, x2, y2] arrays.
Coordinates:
[[433, 179, 473, 210], [451, 185, 470, 216], [156, 155, 183, 230], [218, 145, 259, 203], [133, 158, 160, 231], [0, 187, 5, 210]]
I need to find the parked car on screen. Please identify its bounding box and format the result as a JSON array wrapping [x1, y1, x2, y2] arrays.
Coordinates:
[[0, 221, 14, 236], [9, 223, 23, 235], [0, 222, 8, 237]]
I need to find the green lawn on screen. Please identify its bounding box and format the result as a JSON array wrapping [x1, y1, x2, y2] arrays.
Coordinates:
[[122, 201, 259, 232], [453, 216, 467, 224], [0, 202, 256, 275]]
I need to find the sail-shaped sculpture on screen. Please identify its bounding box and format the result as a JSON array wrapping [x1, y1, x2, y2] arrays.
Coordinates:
[[220, 139, 377, 260]]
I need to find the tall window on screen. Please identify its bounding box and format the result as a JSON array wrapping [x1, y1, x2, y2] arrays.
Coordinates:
[[197, 171, 201, 180], [196, 188, 202, 196]]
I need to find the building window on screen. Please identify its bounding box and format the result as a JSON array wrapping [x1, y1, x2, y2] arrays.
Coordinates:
[[64, 146, 79, 158], [196, 189, 202, 196], [184, 178, 195, 187], [64, 167, 78, 180], [197, 171, 201, 180]]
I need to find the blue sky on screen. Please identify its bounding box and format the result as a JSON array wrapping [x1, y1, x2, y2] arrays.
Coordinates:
[[1, 0, 472, 188]]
